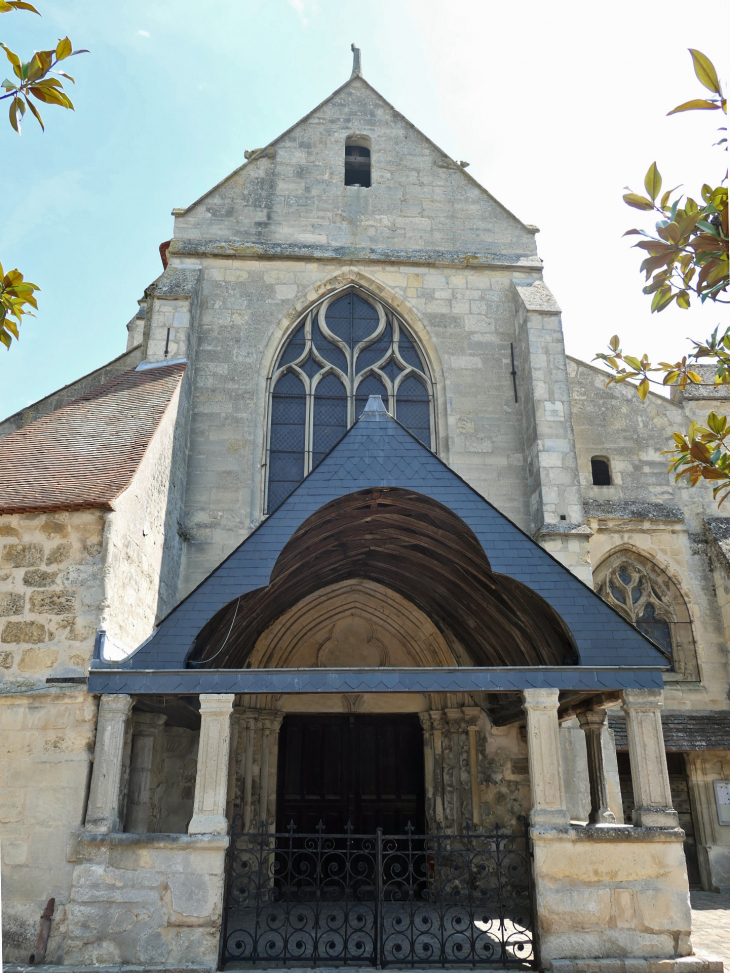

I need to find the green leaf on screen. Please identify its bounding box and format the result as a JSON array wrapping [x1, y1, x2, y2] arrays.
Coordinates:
[[623, 193, 654, 211], [638, 378, 650, 401], [689, 49, 722, 95], [668, 98, 720, 115], [644, 162, 662, 202], [24, 94, 44, 129], [676, 291, 691, 309], [609, 335, 620, 352], [0, 43, 21, 69], [665, 222, 681, 243]]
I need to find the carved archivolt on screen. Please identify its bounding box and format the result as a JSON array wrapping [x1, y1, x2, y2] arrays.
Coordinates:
[[594, 550, 698, 679], [249, 578, 462, 670]]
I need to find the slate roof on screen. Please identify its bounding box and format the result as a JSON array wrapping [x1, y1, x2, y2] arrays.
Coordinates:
[[0, 363, 186, 514], [609, 711, 730, 751], [102, 398, 670, 678]]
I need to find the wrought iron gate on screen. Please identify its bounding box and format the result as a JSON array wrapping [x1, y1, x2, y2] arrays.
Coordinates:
[[221, 821, 535, 968]]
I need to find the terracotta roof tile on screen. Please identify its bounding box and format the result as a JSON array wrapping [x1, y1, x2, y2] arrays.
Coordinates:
[[0, 363, 186, 514]]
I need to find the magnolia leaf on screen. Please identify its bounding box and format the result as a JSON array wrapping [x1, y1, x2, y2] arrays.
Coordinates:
[[664, 370, 681, 385], [676, 291, 691, 309], [0, 43, 21, 68], [665, 222, 681, 243], [668, 98, 720, 115], [624, 192, 654, 211], [55, 36, 72, 60], [687, 370, 704, 384], [623, 229, 645, 236], [644, 162, 662, 202], [609, 335, 620, 352], [24, 94, 44, 129], [689, 49, 722, 95], [638, 378, 650, 401], [624, 355, 643, 371]]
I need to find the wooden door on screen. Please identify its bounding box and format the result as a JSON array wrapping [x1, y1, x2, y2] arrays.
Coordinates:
[[276, 713, 425, 834]]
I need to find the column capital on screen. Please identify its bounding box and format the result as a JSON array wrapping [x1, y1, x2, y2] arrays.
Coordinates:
[[418, 712, 434, 732], [522, 687, 560, 711], [622, 688, 664, 712], [199, 693, 235, 714], [577, 708, 609, 732], [98, 693, 134, 717], [430, 710, 447, 731], [132, 711, 167, 731]]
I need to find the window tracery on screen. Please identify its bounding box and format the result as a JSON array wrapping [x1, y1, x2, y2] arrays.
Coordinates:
[[267, 288, 434, 512], [594, 552, 697, 678]]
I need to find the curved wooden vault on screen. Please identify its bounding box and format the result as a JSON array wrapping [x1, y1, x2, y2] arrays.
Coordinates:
[[189, 487, 579, 670]]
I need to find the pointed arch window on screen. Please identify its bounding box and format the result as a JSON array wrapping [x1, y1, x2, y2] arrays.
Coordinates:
[[594, 551, 698, 679], [266, 288, 434, 511]]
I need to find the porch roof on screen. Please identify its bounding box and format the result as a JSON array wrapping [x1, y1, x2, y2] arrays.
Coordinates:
[[88, 397, 669, 692]]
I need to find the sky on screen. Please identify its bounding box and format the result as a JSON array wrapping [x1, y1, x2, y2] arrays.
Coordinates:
[[0, 0, 727, 417]]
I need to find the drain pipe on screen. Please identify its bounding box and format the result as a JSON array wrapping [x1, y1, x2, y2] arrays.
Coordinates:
[[28, 898, 55, 965]]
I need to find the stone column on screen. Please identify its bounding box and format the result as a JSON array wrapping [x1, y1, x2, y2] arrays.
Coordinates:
[[241, 712, 258, 832], [126, 711, 167, 833], [463, 707, 482, 828], [418, 712, 437, 833], [577, 708, 616, 825], [259, 712, 283, 831], [188, 694, 235, 836], [430, 711, 446, 828], [85, 694, 134, 834], [522, 688, 570, 827], [622, 689, 678, 828], [445, 708, 464, 833]]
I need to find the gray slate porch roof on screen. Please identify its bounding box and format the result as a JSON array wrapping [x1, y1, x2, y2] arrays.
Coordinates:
[[88, 399, 668, 695]]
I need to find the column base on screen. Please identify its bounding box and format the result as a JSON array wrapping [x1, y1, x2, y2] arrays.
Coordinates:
[[531, 808, 571, 827], [632, 806, 680, 828], [188, 813, 229, 836]]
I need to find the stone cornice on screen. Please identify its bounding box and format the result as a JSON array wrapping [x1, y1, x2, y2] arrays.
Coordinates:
[[168, 238, 544, 271]]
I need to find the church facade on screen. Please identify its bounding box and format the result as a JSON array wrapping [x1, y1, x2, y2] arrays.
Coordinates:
[[1, 52, 729, 971]]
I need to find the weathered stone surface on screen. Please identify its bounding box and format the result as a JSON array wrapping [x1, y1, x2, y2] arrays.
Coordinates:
[[1, 543, 43, 567], [28, 588, 75, 614], [45, 541, 71, 565], [22, 568, 59, 588], [0, 592, 24, 616], [2, 621, 46, 644]]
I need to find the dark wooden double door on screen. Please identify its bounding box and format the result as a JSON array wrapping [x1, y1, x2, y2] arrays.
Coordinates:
[[276, 714, 425, 835]]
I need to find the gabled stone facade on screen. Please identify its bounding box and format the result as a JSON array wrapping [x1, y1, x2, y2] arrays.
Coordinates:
[[1, 55, 729, 971]]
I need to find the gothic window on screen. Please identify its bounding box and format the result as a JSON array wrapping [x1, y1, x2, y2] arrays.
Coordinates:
[[267, 288, 434, 511], [594, 552, 698, 678]]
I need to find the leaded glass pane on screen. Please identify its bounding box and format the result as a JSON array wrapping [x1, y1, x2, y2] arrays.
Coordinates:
[[313, 374, 347, 468], [356, 320, 392, 372], [396, 376, 431, 448], [269, 372, 306, 510], [278, 324, 306, 367], [637, 603, 672, 655], [355, 374, 388, 420], [398, 333, 424, 370]]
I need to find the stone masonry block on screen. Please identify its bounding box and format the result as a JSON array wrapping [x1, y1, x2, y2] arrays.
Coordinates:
[[29, 589, 76, 614], [0, 592, 24, 616], [2, 620, 47, 643], [1, 543, 43, 567], [23, 568, 59, 588]]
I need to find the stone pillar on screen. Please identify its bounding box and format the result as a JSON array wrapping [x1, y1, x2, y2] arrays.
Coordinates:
[[188, 694, 235, 836], [445, 708, 464, 832], [259, 712, 283, 831], [463, 707, 482, 828], [522, 688, 570, 827], [419, 712, 437, 833], [126, 711, 167, 833], [241, 712, 257, 831], [577, 708, 616, 825], [85, 694, 134, 834], [430, 711, 446, 828], [622, 689, 678, 828]]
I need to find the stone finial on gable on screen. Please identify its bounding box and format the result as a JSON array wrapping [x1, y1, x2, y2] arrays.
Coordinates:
[[515, 280, 561, 314], [351, 43, 362, 78]]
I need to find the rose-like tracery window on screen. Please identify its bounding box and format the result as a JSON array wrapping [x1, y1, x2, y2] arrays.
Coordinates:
[[266, 288, 434, 512], [599, 561, 674, 657]]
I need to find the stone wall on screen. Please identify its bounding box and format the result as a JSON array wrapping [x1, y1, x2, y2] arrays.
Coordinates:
[[101, 374, 189, 648], [0, 509, 106, 682], [0, 688, 97, 962], [531, 826, 692, 966], [64, 833, 227, 968]]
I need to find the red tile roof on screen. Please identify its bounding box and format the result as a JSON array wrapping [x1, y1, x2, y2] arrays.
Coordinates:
[[0, 363, 186, 514]]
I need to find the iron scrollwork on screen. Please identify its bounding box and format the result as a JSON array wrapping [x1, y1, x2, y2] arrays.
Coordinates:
[[221, 820, 535, 968]]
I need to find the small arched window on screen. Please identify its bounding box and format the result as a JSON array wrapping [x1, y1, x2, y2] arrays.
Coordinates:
[[345, 136, 371, 187], [267, 288, 434, 511], [591, 456, 611, 485], [594, 551, 698, 678]]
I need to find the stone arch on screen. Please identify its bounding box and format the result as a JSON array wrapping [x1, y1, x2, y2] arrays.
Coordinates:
[[593, 547, 698, 679], [249, 578, 463, 670], [250, 268, 450, 516]]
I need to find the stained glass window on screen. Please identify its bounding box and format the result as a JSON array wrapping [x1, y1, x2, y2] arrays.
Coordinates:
[[597, 559, 675, 662], [267, 288, 434, 511]]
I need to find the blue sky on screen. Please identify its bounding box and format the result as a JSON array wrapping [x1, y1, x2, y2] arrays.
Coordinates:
[[0, 0, 727, 417]]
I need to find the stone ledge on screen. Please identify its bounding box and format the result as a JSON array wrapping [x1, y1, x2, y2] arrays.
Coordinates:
[[531, 825, 686, 843], [549, 955, 723, 972], [5, 967, 213, 973], [78, 831, 229, 850], [584, 500, 685, 523]]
